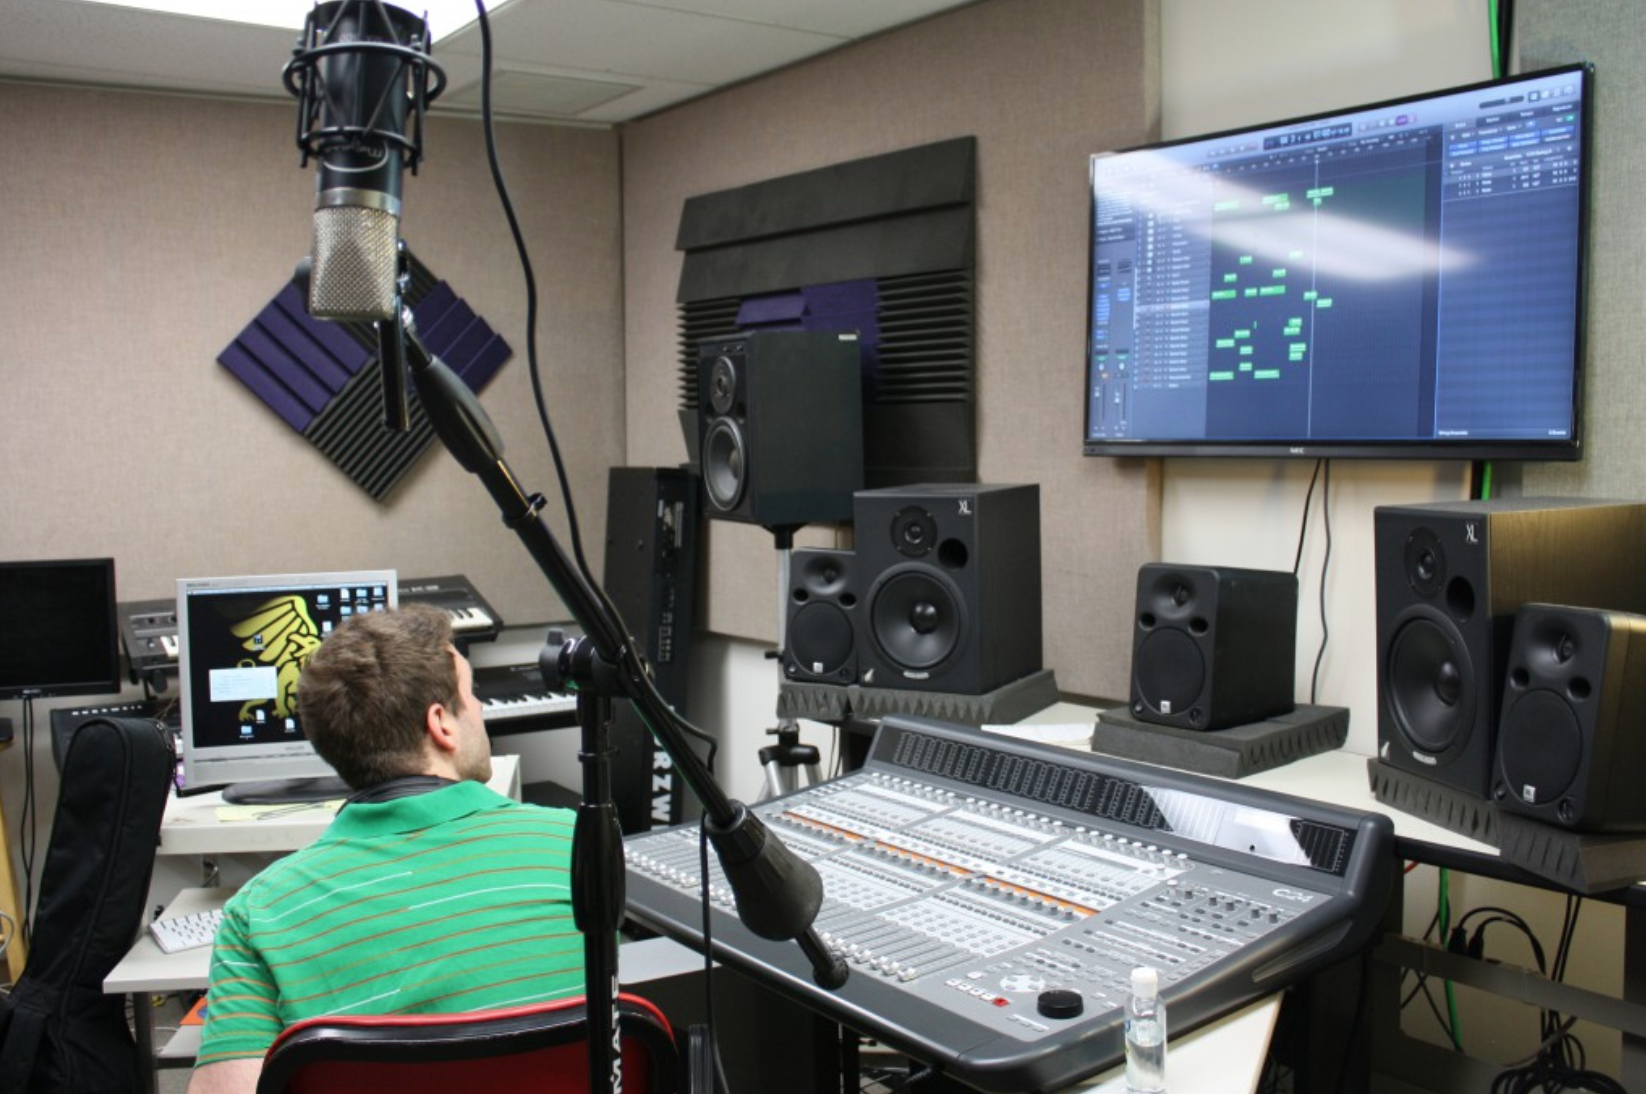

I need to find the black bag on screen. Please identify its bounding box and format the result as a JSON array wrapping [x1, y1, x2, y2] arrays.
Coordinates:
[[0, 716, 174, 1094]]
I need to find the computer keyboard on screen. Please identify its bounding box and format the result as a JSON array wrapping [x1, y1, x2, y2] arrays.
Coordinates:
[[149, 906, 226, 954]]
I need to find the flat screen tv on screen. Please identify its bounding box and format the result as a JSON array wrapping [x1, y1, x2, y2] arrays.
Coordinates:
[[1084, 64, 1592, 460], [177, 569, 396, 803], [0, 558, 121, 699]]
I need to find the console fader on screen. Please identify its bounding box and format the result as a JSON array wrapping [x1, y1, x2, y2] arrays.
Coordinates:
[[624, 716, 1393, 1092]]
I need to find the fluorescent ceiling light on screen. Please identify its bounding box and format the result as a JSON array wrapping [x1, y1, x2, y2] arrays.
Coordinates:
[[68, 0, 490, 42]]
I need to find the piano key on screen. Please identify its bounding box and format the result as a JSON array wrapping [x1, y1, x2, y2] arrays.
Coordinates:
[[448, 606, 496, 633], [482, 691, 577, 720], [472, 660, 578, 734]]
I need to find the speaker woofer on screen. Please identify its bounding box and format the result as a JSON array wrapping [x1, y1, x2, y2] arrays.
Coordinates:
[[1496, 688, 1583, 807], [1386, 615, 1476, 758], [1133, 627, 1207, 724], [788, 601, 855, 679], [702, 418, 746, 511], [869, 567, 964, 672]]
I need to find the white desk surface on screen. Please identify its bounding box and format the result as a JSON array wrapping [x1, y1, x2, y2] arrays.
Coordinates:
[[1075, 995, 1281, 1093], [157, 754, 522, 856], [106, 885, 231, 995], [107, 891, 693, 999], [1021, 702, 1498, 856]]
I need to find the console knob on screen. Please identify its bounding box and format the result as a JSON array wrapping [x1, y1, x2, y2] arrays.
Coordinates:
[[1037, 989, 1084, 1019]]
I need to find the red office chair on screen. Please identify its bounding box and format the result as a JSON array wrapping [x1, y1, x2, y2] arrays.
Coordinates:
[[256, 992, 683, 1094]]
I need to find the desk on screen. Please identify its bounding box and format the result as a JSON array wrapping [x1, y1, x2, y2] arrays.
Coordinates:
[[105, 888, 707, 1094], [112, 756, 523, 1093], [105, 885, 229, 1082], [1025, 703, 1646, 1092], [156, 754, 521, 856], [1074, 996, 1281, 1093]]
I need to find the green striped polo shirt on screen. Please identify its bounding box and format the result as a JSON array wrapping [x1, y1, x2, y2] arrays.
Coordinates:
[[195, 781, 584, 1066]]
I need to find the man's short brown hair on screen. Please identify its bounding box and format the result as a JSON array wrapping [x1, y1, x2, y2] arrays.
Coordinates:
[[297, 603, 461, 788]]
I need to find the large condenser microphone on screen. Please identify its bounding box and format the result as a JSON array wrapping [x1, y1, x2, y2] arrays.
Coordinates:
[[283, 1, 445, 323]]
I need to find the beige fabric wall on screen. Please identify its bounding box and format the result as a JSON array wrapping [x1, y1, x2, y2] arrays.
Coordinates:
[[0, 83, 623, 621], [620, 0, 1163, 703], [1515, 1, 1646, 500]]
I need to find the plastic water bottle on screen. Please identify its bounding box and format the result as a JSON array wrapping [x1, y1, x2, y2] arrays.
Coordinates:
[[1125, 965, 1167, 1093]]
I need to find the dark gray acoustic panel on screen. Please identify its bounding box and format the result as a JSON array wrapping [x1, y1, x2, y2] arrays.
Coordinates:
[[675, 137, 977, 487], [776, 669, 1059, 728], [1496, 810, 1646, 894], [218, 256, 512, 501], [1366, 757, 1500, 848], [675, 137, 977, 257], [1094, 705, 1347, 779]]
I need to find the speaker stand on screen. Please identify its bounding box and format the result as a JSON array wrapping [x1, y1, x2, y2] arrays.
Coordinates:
[[1496, 811, 1646, 895], [1365, 757, 1500, 848], [762, 523, 826, 800], [776, 669, 1061, 728], [1094, 703, 1349, 778], [759, 723, 824, 799]]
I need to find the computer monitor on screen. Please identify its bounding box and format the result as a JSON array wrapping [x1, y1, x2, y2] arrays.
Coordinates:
[[1084, 63, 1592, 460], [177, 570, 397, 803], [0, 558, 121, 700]]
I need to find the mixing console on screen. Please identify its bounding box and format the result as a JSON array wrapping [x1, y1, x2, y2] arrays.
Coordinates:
[[625, 715, 1393, 1092]]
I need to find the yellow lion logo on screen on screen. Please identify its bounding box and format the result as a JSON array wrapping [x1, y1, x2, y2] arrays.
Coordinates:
[[230, 595, 323, 723]]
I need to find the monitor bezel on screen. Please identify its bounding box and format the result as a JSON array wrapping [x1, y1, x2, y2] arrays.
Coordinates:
[[0, 557, 121, 700], [1082, 63, 1594, 462], [176, 569, 398, 792]]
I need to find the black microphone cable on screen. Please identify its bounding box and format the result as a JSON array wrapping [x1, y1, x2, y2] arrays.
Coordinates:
[[466, 0, 720, 771]]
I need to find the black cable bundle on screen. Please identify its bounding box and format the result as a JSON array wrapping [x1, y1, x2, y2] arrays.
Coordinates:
[[1480, 898, 1626, 1094]]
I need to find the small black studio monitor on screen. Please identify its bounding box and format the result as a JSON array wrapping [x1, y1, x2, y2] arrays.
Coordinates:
[[1374, 497, 1646, 800], [1129, 563, 1297, 731], [1493, 603, 1646, 832], [783, 548, 860, 685], [696, 331, 863, 528]]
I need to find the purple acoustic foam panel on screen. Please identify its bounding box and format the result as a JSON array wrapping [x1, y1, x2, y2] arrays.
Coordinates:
[[737, 278, 883, 383], [218, 257, 511, 501]]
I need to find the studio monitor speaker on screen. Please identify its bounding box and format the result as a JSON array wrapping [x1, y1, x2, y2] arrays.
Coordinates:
[[1375, 498, 1646, 799], [697, 331, 863, 528], [853, 483, 1041, 695], [1493, 604, 1646, 832], [782, 548, 860, 685], [1129, 564, 1297, 731]]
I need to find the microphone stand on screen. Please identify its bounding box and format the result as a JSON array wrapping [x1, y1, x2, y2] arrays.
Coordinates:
[[392, 301, 849, 1094]]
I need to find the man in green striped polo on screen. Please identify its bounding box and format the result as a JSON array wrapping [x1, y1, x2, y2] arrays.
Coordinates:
[[187, 603, 584, 1094]]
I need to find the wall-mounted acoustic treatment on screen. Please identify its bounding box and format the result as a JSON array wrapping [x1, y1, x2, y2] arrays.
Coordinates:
[[674, 137, 978, 489], [218, 253, 511, 501]]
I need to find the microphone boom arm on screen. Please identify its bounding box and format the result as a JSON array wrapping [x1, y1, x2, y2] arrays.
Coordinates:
[[400, 307, 848, 989]]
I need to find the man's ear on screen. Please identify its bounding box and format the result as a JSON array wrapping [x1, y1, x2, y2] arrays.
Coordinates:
[[424, 701, 460, 755]]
